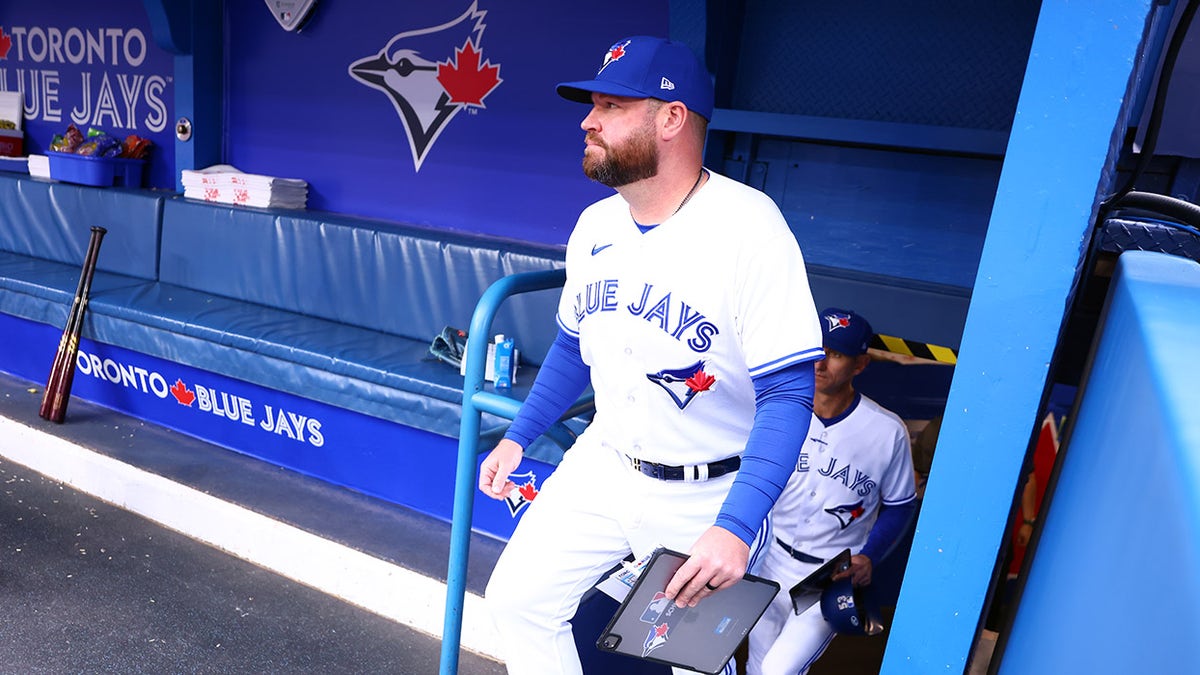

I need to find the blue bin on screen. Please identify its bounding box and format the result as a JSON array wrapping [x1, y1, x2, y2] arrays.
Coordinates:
[[47, 151, 145, 188]]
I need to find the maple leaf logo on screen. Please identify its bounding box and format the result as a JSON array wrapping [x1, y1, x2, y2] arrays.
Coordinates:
[[685, 369, 716, 393], [0, 28, 11, 59], [599, 39, 630, 73], [437, 39, 502, 107], [503, 471, 538, 517], [518, 481, 538, 502], [170, 379, 196, 406], [648, 361, 714, 410]]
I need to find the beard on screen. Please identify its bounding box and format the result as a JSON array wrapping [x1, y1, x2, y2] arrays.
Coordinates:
[[582, 122, 659, 187]]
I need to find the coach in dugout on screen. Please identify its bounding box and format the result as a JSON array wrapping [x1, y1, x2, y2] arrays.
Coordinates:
[[746, 307, 918, 675], [478, 35, 823, 674]]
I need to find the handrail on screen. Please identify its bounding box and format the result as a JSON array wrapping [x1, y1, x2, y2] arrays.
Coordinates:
[[439, 268, 569, 674]]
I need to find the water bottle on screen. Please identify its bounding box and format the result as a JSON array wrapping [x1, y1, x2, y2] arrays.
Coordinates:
[[493, 334, 514, 393]]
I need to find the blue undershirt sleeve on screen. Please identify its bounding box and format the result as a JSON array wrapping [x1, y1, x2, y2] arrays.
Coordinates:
[[860, 500, 917, 564], [715, 361, 816, 546], [503, 330, 591, 449]]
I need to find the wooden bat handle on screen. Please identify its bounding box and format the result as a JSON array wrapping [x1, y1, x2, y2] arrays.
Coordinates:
[[39, 226, 107, 423]]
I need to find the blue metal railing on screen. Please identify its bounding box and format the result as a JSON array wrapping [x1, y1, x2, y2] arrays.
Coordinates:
[[439, 268, 570, 674]]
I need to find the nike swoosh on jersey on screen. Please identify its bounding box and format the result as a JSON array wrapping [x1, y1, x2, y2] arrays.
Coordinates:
[[591, 243, 614, 256]]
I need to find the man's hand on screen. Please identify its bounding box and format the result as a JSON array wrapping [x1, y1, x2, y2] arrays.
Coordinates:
[[478, 439, 524, 500], [832, 553, 873, 587], [664, 526, 749, 608]]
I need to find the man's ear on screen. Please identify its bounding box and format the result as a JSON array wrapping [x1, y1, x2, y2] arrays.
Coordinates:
[[659, 101, 690, 140]]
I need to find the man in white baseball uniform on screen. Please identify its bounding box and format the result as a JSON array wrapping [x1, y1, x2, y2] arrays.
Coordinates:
[[479, 36, 823, 674], [746, 307, 918, 675]]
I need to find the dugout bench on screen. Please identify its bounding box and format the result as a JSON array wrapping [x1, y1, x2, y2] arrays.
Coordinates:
[[0, 171, 576, 533]]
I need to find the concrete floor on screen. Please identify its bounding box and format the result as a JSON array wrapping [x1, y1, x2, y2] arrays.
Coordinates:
[[0, 457, 506, 675]]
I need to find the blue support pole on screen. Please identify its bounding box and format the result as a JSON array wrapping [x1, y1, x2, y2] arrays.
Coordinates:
[[882, 1, 1156, 672], [142, 0, 223, 192], [440, 269, 566, 675]]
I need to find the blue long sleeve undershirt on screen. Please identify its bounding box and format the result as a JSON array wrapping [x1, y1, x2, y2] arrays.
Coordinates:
[[860, 499, 917, 563], [714, 361, 815, 545], [505, 330, 817, 548], [503, 330, 591, 449]]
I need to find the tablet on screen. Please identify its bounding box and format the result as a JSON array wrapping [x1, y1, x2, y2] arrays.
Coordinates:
[[595, 547, 779, 674], [788, 548, 851, 615]]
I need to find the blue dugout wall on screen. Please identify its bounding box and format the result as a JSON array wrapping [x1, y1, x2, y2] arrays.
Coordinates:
[[999, 251, 1200, 673]]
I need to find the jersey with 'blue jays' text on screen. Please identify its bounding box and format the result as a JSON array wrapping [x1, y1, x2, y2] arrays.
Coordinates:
[[771, 393, 917, 561], [556, 170, 823, 467]]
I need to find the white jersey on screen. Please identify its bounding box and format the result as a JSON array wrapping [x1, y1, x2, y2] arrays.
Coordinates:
[[772, 393, 917, 561], [556, 170, 823, 466]]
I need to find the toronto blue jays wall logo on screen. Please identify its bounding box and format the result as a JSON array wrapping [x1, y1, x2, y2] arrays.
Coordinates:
[[647, 361, 716, 410], [826, 501, 866, 529], [348, 2, 503, 171]]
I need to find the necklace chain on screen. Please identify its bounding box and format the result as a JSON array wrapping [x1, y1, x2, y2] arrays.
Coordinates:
[[673, 169, 706, 216]]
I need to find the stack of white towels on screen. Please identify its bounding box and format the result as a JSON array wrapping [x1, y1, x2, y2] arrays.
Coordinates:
[[181, 165, 308, 209]]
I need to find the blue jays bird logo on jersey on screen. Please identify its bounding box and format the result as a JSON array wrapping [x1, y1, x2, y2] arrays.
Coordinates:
[[647, 361, 716, 410], [349, 2, 503, 172], [826, 501, 866, 529]]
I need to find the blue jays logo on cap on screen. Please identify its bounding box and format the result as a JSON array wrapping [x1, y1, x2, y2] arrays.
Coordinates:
[[820, 307, 873, 357], [599, 40, 631, 74], [557, 36, 714, 120], [825, 312, 853, 332]]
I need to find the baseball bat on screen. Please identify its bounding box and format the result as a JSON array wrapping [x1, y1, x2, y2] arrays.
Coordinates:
[[38, 237, 95, 418], [39, 225, 107, 423]]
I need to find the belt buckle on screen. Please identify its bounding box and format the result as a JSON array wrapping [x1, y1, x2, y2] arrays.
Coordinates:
[[632, 456, 667, 480]]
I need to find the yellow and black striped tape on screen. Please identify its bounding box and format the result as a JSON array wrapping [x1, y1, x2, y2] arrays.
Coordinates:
[[870, 334, 958, 365]]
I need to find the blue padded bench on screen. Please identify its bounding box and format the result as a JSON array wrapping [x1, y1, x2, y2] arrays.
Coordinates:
[[0, 174, 163, 333], [0, 173, 567, 442], [98, 198, 566, 437]]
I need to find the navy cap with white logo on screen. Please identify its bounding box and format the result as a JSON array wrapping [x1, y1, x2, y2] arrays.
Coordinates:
[[820, 307, 874, 357], [557, 36, 714, 121]]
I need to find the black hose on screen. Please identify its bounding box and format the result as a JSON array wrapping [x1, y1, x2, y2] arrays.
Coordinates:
[[1116, 190, 1200, 229]]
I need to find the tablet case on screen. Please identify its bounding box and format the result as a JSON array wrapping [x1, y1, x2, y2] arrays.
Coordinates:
[[595, 547, 779, 674], [787, 548, 852, 616]]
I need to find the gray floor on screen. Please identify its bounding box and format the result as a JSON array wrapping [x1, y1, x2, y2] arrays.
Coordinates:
[[0, 368, 506, 675], [0, 457, 505, 675]]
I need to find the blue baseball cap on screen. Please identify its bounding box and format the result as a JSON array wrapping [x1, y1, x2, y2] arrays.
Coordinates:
[[820, 307, 874, 356], [557, 36, 714, 121]]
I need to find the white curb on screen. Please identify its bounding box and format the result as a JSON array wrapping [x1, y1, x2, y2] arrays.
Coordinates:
[[0, 413, 504, 663]]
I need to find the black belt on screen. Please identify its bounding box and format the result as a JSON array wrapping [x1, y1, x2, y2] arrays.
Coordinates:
[[626, 455, 740, 481], [775, 538, 824, 564]]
